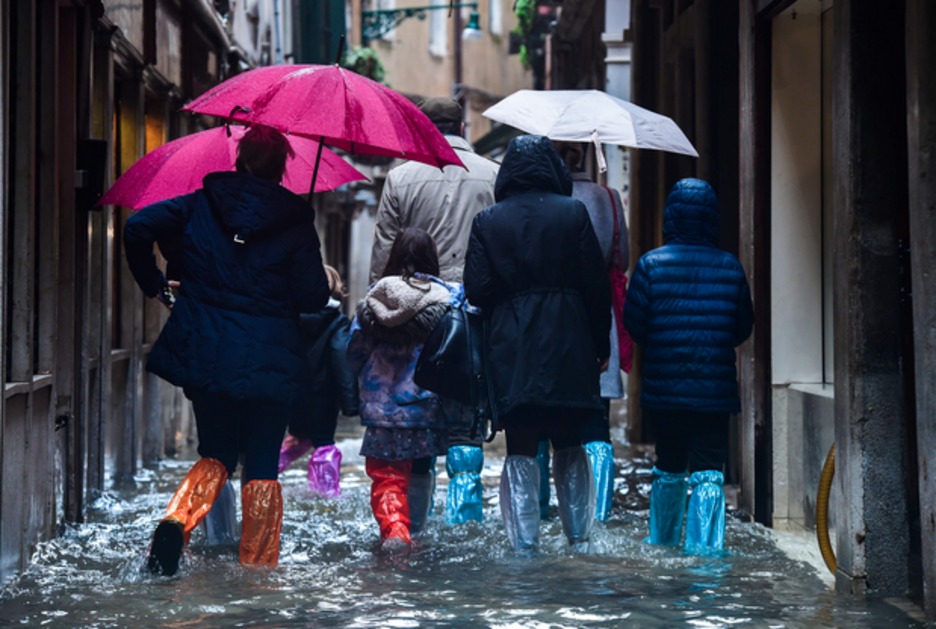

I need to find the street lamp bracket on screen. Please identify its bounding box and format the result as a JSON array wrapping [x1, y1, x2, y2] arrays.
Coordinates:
[[361, 2, 479, 44]]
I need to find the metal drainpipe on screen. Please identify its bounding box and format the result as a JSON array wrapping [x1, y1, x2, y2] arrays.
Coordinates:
[[273, 0, 284, 64], [454, 4, 464, 110]]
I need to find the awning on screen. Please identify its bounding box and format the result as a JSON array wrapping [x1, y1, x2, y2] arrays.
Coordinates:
[[472, 124, 524, 157]]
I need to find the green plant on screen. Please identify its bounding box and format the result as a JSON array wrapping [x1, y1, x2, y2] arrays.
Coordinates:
[[341, 46, 387, 84], [512, 0, 535, 36], [512, 0, 536, 70]]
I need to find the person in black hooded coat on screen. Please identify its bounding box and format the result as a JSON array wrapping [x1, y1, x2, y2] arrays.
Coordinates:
[[124, 125, 329, 575], [463, 135, 610, 553]]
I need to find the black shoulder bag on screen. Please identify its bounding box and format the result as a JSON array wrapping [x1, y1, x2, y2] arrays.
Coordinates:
[[414, 301, 498, 442]]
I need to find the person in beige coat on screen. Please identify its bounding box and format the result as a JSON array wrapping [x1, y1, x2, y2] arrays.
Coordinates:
[[369, 98, 500, 285], [369, 97, 499, 530]]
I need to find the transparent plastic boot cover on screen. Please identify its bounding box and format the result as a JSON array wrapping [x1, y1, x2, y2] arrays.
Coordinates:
[[499, 455, 541, 551], [536, 440, 551, 520], [408, 471, 435, 534], [553, 446, 595, 551], [203, 480, 239, 545]]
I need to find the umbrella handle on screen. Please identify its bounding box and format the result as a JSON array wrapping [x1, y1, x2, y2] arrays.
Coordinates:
[[591, 130, 607, 173], [307, 137, 325, 205]]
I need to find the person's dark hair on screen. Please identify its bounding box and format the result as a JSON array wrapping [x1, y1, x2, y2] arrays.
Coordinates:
[[235, 125, 295, 182], [435, 121, 462, 136], [557, 142, 586, 172], [382, 227, 440, 278]]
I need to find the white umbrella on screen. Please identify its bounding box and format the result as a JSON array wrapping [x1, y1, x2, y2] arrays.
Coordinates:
[[482, 89, 698, 171]]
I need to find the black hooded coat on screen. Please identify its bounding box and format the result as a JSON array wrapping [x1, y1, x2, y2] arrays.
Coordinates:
[[463, 135, 611, 418]]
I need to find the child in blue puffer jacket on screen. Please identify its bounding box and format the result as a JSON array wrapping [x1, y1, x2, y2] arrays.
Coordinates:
[[346, 228, 453, 549]]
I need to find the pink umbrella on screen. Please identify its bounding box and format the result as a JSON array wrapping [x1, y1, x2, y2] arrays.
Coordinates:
[[98, 125, 367, 210], [182, 64, 465, 171]]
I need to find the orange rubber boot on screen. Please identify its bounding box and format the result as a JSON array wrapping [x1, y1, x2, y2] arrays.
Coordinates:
[[148, 457, 228, 575], [365, 458, 412, 547], [240, 480, 284, 567]]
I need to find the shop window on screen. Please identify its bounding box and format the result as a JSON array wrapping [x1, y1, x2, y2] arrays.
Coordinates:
[[489, 0, 502, 36], [428, 7, 447, 57], [770, 1, 833, 386]]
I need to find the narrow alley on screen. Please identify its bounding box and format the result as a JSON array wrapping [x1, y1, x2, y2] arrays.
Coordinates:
[[0, 412, 923, 627]]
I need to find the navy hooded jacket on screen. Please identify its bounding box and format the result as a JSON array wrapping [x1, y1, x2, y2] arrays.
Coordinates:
[[624, 178, 753, 413], [124, 171, 329, 404]]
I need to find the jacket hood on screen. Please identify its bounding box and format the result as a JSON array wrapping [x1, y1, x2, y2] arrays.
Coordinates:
[[356, 276, 449, 345], [202, 171, 312, 243], [662, 178, 720, 246], [494, 135, 573, 202]]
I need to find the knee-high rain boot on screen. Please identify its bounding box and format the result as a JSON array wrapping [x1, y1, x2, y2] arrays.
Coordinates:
[[366, 458, 412, 548], [684, 470, 726, 555], [500, 455, 541, 552], [278, 435, 313, 473], [445, 445, 484, 525], [536, 440, 551, 520], [308, 444, 342, 498], [648, 466, 688, 546], [240, 480, 284, 567], [408, 470, 435, 535], [202, 480, 239, 545], [553, 446, 595, 553], [585, 441, 615, 521], [148, 457, 228, 576]]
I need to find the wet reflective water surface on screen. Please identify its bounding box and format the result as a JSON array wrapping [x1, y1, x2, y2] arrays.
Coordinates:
[[0, 422, 924, 628]]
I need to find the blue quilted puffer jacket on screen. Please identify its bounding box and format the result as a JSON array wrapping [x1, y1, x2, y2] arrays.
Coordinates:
[[624, 178, 754, 413]]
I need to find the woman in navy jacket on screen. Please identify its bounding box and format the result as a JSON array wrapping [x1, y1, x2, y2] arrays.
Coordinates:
[[625, 177, 753, 555], [124, 125, 329, 575]]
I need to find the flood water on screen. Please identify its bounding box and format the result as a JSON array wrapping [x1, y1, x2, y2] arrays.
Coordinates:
[[0, 417, 926, 628]]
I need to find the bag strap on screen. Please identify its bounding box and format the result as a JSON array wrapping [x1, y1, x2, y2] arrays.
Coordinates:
[[604, 186, 623, 270]]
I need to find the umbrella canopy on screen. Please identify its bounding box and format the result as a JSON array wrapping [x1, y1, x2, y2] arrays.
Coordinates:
[[182, 64, 465, 170], [98, 125, 367, 210], [482, 89, 698, 159]]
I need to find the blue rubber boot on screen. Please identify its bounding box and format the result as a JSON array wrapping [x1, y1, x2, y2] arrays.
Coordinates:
[[684, 470, 726, 555], [536, 440, 551, 520], [648, 467, 688, 546], [585, 441, 615, 521], [445, 445, 483, 524]]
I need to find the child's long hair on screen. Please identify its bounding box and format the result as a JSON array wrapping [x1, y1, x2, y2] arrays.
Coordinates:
[[324, 265, 345, 300], [381, 228, 440, 279]]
